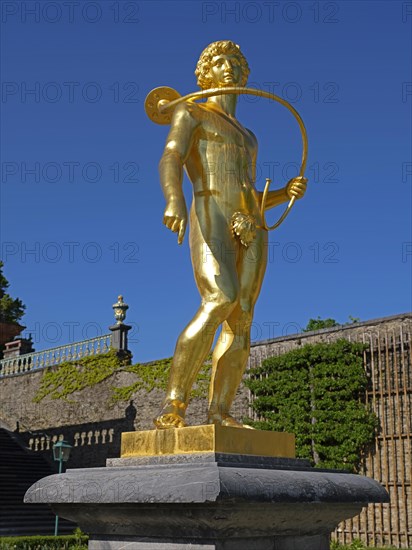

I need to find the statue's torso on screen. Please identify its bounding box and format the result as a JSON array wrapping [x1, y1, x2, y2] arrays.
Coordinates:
[[183, 103, 261, 221]]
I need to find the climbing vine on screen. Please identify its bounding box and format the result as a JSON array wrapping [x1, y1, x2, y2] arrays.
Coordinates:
[[34, 351, 212, 404], [111, 358, 211, 402], [111, 357, 172, 401], [33, 350, 127, 402], [245, 339, 378, 472]]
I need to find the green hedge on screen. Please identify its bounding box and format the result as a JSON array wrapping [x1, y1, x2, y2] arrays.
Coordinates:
[[1, 535, 408, 550], [331, 540, 407, 550], [0, 534, 88, 549], [332, 547, 401, 550], [245, 340, 378, 472]]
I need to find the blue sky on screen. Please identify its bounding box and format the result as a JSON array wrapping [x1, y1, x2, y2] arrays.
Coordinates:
[[1, 0, 411, 362]]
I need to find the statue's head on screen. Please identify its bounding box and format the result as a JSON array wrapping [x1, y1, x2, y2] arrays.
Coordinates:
[[195, 40, 250, 90]]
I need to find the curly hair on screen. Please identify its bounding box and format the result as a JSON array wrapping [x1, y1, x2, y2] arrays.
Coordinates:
[[195, 40, 250, 90]]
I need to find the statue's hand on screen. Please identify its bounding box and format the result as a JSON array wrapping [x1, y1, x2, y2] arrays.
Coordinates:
[[285, 176, 307, 200], [163, 199, 187, 245]]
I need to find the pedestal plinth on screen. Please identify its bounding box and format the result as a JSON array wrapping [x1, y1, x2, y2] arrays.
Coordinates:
[[121, 424, 295, 458], [24, 426, 389, 549]]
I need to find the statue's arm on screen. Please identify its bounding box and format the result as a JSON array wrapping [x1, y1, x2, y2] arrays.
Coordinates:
[[247, 129, 304, 210], [262, 176, 307, 210], [159, 104, 198, 244], [259, 188, 289, 209]]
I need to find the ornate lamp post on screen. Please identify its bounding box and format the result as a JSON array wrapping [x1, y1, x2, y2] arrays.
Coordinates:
[[53, 440, 72, 536]]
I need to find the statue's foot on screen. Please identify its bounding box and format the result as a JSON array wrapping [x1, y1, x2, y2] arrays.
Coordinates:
[[154, 413, 185, 429], [154, 399, 187, 430], [208, 412, 255, 430]]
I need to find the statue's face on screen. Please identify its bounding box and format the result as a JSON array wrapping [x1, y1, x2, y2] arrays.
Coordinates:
[[209, 54, 243, 87]]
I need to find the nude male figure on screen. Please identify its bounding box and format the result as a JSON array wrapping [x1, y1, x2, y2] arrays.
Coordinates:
[[155, 41, 307, 429]]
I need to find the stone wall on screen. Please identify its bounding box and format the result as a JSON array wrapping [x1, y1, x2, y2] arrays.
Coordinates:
[[0, 361, 249, 468]]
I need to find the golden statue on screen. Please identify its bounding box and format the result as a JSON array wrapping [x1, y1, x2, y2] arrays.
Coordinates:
[[146, 41, 307, 429]]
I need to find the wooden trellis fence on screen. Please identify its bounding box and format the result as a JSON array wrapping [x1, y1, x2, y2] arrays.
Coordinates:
[[247, 314, 412, 548]]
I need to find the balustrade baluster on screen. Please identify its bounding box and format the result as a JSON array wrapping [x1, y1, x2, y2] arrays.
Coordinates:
[[0, 334, 112, 377]]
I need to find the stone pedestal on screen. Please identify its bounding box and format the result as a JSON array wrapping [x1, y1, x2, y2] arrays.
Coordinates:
[[121, 424, 295, 458], [24, 427, 389, 549]]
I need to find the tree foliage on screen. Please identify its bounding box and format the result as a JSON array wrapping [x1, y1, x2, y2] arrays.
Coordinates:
[[0, 261, 26, 324], [304, 316, 361, 332], [304, 317, 339, 332], [245, 339, 378, 472]]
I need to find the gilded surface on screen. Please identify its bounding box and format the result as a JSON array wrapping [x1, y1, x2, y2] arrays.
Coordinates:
[[121, 425, 295, 458], [147, 41, 307, 430]]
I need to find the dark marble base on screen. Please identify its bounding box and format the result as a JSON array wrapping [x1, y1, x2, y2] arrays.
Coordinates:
[[25, 453, 389, 549], [88, 534, 330, 549]]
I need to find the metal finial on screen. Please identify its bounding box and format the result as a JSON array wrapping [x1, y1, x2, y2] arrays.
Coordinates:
[[113, 295, 129, 325]]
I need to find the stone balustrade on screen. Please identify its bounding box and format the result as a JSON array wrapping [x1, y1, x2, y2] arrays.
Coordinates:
[[28, 428, 115, 452], [0, 334, 111, 378]]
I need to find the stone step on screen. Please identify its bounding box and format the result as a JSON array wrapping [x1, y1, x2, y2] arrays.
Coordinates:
[[0, 428, 77, 536]]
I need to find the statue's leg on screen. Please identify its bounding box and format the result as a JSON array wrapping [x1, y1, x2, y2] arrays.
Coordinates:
[[155, 214, 239, 429], [208, 230, 268, 427]]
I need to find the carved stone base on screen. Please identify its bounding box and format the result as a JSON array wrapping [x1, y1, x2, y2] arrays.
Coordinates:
[[25, 451, 389, 549]]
